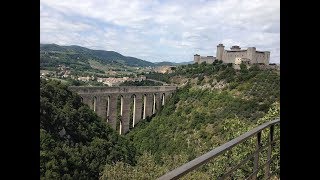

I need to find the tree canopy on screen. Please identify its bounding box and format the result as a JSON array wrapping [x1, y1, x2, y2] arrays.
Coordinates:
[[40, 79, 137, 179]]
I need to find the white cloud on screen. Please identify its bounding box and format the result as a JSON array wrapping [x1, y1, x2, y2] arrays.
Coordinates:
[[40, 0, 280, 63]]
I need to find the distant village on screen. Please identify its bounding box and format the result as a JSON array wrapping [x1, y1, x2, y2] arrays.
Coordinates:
[[40, 64, 176, 86]]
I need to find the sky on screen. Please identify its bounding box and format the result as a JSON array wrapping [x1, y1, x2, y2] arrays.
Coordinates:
[[40, 0, 280, 63]]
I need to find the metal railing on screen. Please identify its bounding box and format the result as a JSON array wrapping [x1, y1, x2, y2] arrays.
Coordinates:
[[157, 118, 280, 180]]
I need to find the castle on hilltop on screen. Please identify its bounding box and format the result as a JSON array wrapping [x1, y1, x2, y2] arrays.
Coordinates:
[[194, 44, 270, 66]]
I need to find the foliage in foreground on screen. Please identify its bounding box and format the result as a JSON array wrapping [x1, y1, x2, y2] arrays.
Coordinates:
[[101, 103, 280, 179], [40, 79, 137, 179]]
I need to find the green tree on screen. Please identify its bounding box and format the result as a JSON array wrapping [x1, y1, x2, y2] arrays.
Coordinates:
[[40, 79, 137, 179]]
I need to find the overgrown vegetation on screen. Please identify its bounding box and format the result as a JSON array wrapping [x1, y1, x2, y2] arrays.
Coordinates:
[[40, 79, 136, 179], [101, 62, 280, 179], [40, 61, 280, 179], [143, 72, 171, 83]]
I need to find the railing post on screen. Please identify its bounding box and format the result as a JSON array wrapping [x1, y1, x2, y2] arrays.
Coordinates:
[[253, 131, 261, 180], [264, 125, 274, 179]]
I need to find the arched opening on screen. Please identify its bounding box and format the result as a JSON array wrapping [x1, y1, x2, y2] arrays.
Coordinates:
[[93, 96, 97, 112], [133, 94, 136, 126], [129, 94, 135, 129], [116, 96, 121, 133], [80, 97, 83, 103], [161, 93, 165, 106], [143, 94, 147, 119], [106, 96, 110, 122], [152, 93, 156, 114], [119, 95, 124, 134]]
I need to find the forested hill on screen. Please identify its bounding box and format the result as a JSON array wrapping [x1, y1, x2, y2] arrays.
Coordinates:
[[102, 62, 280, 179], [40, 79, 137, 179], [40, 43, 155, 68]]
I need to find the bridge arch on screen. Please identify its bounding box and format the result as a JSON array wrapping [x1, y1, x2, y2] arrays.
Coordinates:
[[129, 94, 135, 129], [161, 93, 165, 106], [106, 95, 110, 122], [143, 94, 147, 119]]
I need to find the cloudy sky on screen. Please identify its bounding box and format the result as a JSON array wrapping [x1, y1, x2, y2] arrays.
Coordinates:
[[40, 0, 280, 63]]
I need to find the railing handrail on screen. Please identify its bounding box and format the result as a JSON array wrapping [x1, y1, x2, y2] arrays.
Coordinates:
[[157, 118, 280, 180]]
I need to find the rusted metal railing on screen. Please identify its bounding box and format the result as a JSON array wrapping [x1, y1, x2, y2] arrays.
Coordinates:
[[157, 118, 280, 180]]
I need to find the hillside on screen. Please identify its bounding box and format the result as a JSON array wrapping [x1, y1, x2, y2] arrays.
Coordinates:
[[40, 79, 137, 179], [40, 44, 155, 70], [40, 62, 280, 179], [101, 62, 280, 179]]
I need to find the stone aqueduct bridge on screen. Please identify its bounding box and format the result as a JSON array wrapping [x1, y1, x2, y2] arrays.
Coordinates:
[[69, 86, 177, 134]]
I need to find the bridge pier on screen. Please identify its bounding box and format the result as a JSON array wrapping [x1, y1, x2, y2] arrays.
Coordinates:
[[108, 94, 118, 130], [155, 93, 161, 113], [95, 96, 107, 122], [82, 95, 92, 108]]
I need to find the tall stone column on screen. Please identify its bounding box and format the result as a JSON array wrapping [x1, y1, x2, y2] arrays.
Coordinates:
[[120, 94, 131, 135], [164, 92, 173, 104], [144, 93, 153, 118], [155, 93, 161, 113], [96, 96, 107, 122], [133, 94, 143, 127], [88, 96, 95, 110], [108, 94, 118, 130]]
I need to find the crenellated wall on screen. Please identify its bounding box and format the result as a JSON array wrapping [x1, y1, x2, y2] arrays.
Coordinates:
[[69, 86, 177, 134]]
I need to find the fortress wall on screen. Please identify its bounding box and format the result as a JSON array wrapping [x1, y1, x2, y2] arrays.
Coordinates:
[[199, 56, 215, 64], [223, 51, 248, 63], [69, 86, 177, 134], [255, 52, 270, 64]]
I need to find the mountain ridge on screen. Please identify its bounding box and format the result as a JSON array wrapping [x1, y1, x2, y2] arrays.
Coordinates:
[[40, 43, 154, 67], [40, 44, 191, 67]]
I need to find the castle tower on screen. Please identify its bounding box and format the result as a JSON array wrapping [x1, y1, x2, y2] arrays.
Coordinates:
[[194, 54, 200, 64], [264, 51, 270, 65], [230, 45, 241, 51], [247, 47, 256, 63], [216, 44, 225, 61]]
